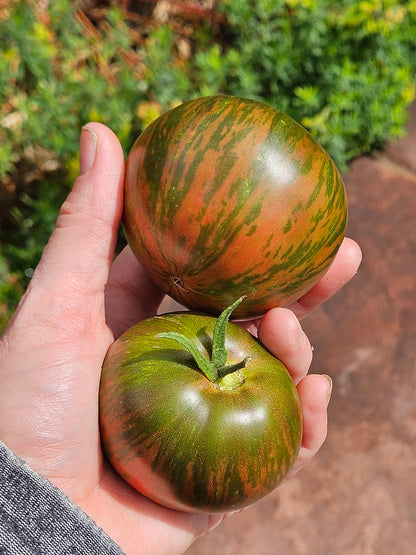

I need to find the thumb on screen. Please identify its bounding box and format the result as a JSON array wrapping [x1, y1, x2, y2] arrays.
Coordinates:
[[10, 123, 125, 340]]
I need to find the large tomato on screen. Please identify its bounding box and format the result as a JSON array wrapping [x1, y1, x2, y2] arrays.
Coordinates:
[[99, 299, 302, 513], [123, 95, 347, 319]]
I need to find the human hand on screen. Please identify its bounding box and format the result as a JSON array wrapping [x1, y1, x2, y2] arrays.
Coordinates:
[[0, 123, 362, 555]]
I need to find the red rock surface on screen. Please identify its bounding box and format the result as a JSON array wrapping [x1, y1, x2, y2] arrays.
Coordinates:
[[186, 103, 416, 554]]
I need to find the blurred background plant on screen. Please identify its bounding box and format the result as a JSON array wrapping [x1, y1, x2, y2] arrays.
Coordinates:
[[1, 0, 416, 331]]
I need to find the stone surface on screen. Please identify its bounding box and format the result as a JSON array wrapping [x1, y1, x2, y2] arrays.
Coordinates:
[[186, 105, 416, 554], [386, 101, 416, 173]]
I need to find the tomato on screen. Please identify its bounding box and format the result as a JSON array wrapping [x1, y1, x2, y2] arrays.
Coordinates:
[[123, 95, 347, 319], [99, 299, 302, 513]]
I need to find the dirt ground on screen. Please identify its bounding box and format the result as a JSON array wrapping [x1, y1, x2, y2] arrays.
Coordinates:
[[186, 103, 416, 555]]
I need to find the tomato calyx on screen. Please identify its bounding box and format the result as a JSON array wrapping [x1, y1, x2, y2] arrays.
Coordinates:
[[157, 296, 249, 390]]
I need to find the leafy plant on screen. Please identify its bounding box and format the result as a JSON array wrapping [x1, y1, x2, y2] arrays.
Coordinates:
[[192, 0, 416, 166]]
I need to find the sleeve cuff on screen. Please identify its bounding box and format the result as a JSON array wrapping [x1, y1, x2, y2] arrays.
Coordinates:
[[0, 441, 125, 554]]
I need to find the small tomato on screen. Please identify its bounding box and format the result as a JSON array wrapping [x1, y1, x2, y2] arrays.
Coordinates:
[[123, 95, 347, 318], [99, 299, 302, 513]]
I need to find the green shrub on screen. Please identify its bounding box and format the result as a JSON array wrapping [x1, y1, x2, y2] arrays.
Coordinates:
[[0, 176, 67, 328], [193, 0, 416, 166], [1, 0, 416, 331], [0, 0, 160, 182]]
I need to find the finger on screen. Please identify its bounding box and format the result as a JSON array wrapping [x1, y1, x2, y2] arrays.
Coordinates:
[[33, 123, 125, 296], [285, 373, 332, 480], [257, 308, 313, 384], [289, 237, 362, 320], [105, 246, 164, 338], [12, 123, 125, 339]]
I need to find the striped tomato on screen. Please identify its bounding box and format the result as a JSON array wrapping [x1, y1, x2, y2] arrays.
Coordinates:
[[99, 299, 302, 513], [124, 95, 347, 319]]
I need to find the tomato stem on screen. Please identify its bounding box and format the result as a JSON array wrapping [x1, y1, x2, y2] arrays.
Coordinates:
[[211, 296, 245, 368], [156, 331, 218, 382], [157, 297, 248, 385], [215, 368, 246, 390], [217, 357, 251, 379]]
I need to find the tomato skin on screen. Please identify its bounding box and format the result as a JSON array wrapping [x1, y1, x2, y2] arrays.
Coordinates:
[[123, 95, 347, 319], [99, 312, 302, 513], [100, 314, 302, 513]]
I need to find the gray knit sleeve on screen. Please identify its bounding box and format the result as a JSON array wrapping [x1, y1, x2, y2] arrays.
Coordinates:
[[0, 441, 126, 554]]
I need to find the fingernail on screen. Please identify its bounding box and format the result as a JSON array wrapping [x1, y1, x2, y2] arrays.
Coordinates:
[[323, 374, 333, 405], [79, 125, 97, 174]]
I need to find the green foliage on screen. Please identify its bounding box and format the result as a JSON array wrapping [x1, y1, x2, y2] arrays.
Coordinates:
[[1, 0, 141, 181], [0, 177, 67, 328], [193, 0, 416, 166], [1, 0, 416, 331]]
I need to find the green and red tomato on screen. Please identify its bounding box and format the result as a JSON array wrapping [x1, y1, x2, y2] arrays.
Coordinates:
[[123, 95, 347, 319], [99, 299, 302, 513], [100, 96, 346, 512]]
